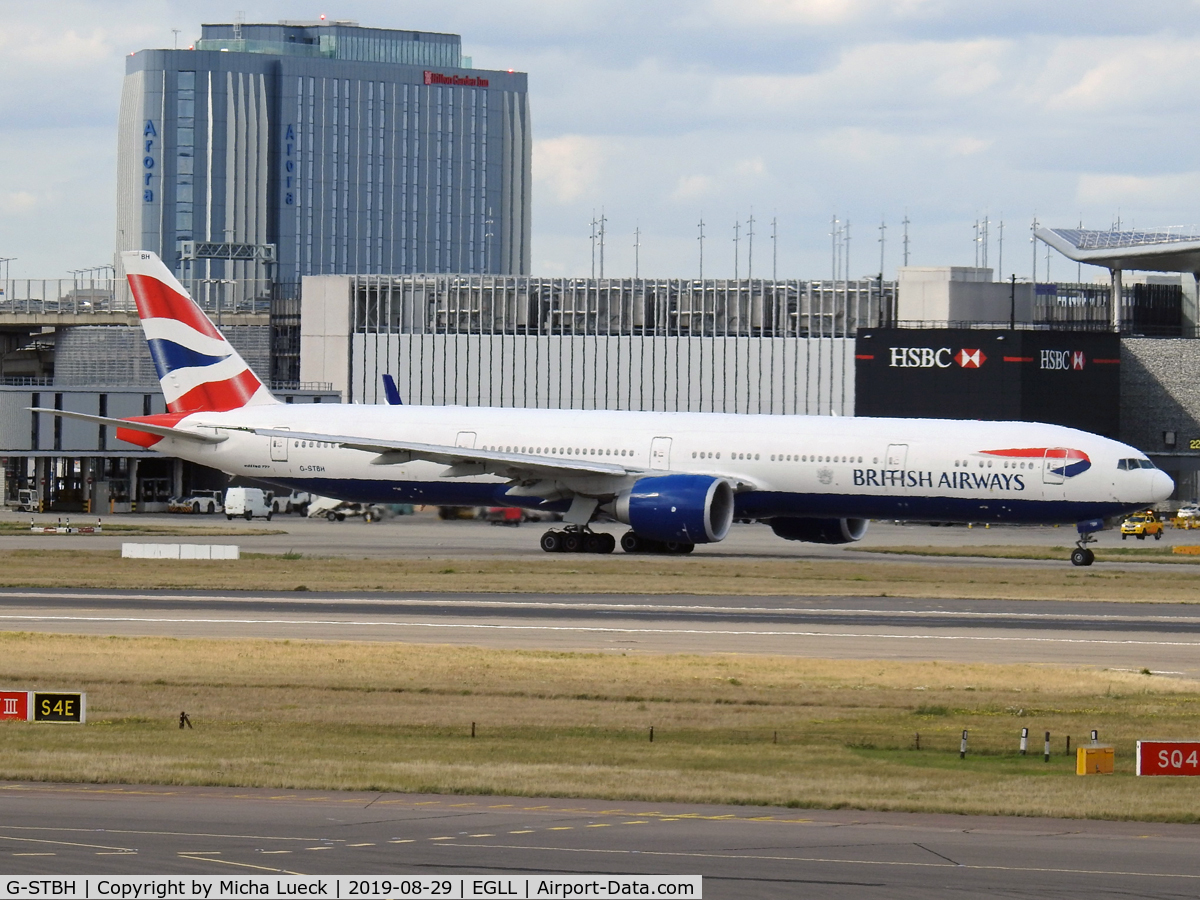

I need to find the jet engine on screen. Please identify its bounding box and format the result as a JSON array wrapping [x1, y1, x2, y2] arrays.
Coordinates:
[[769, 516, 869, 544], [614, 474, 734, 544]]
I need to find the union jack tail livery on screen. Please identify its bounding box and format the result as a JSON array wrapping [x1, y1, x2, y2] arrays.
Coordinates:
[[122, 250, 277, 413]]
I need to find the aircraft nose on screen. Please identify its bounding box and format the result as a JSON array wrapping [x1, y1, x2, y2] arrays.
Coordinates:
[[1151, 469, 1175, 502]]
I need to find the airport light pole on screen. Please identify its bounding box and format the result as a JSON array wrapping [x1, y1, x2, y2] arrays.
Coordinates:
[[697, 217, 705, 279]]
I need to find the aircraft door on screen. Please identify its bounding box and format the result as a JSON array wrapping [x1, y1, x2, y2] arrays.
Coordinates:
[[1043, 448, 1067, 485], [1043, 447, 1068, 500], [270, 429, 290, 463], [455, 432, 477, 449], [650, 437, 672, 470], [886, 444, 908, 469]]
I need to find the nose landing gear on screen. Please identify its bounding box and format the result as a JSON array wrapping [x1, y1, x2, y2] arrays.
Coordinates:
[[1071, 518, 1104, 566]]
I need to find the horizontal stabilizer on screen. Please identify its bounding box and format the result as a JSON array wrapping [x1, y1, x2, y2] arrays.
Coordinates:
[[28, 408, 228, 444]]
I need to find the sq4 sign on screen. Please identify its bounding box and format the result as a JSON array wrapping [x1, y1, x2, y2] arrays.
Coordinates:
[[1137, 741, 1200, 776]]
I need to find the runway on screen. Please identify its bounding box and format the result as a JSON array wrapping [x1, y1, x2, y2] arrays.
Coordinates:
[[2, 782, 1199, 898], [3, 587, 1200, 675], [6, 511, 1198, 568]]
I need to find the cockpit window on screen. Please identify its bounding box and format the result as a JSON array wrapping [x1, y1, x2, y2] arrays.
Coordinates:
[[1118, 458, 1156, 470]]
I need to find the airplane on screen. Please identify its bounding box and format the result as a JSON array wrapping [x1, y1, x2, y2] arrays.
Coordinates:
[[36, 250, 1173, 567]]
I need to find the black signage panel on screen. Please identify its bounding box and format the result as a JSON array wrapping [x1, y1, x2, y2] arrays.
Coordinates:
[[32, 692, 85, 723], [855, 329, 1120, 437]]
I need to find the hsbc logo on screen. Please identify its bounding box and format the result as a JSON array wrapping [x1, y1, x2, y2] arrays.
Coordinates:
[[955, 349, 986, 368], [1041, 350, 1086, 371], [889, 347, 986, 369]]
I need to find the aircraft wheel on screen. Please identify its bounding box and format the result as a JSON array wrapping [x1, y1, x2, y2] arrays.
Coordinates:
[[620, 531, 642, 553], [598, 533, 616, 554], [1070, 547, 1094, 567], [584, 533, 606, 553], [677, 542, 695, 554], [540, 531, 563, 553], [562, 532, 583, 553]]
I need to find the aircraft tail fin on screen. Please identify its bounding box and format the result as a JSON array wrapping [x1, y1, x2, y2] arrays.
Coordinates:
[[121, 250, 278, 413]]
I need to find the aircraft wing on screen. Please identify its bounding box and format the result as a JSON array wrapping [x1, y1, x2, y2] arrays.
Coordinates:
[[250, 427, 637, 478], [29, 408, 228, 445]]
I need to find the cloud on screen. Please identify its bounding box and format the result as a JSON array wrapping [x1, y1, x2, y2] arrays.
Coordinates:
[[1076, 172, 1200, 210], [533, 135, 609, 203], [671, 174, 714, 200], [1, 0, 1200, 279]]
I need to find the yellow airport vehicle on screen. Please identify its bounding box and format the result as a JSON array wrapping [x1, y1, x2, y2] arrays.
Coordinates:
[[1170, 507, 1200, 529], [1121, 512, 1164, 540]]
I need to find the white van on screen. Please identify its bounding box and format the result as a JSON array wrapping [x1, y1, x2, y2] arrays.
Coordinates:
[[224, 487, 273, 521]]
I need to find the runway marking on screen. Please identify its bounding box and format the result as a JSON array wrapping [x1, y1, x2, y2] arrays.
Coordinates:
[[547, 827, 573, 831], [3, 613, 1199, 647], [305, 846, 332, 851], [5, 590, 1197, 625], [177, 853, 304, 875], [509, 830, 535, 834], [437, 842, 1200, 880], [12, 853, 55, 856], [586, 824, 611, 828], [0, 834, 135, 852], [468, 834, 494, 838], [0, 822, 332, 843], [429, 837, 454, 841], [389, 840, 415, 844], [347, 843, 375, 847]]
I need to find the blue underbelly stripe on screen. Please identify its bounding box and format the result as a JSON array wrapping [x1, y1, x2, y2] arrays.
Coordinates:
[[253, 477, 1139, 525]]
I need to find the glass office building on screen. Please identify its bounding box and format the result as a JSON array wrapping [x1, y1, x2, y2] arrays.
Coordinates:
[[115, 20, 532, 301]]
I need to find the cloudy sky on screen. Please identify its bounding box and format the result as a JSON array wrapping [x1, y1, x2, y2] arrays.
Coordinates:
[[2, 0, 1198, 281]]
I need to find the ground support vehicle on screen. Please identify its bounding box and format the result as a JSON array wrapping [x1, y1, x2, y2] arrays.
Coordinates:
[[224, 487, 273, 521], [1121, 512, 1164, 540], [167, 490, 223, 514], [12, 489, 40, 512], [1170, 508, 1200, 529], [271, 490, 311, 515]]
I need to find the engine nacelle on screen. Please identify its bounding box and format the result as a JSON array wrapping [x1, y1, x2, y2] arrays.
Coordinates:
[[614, 474, 734, 544], [769, 516, 869, 544]]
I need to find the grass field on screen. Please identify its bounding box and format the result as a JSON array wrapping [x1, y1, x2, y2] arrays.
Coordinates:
[[2, 548, 1200, 602], [854, 544, 1200, 562], [3, 632, 1200, 821]]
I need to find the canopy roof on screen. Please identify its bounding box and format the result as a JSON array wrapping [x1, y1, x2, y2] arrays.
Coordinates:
[[1037, 227, 1200, 274]]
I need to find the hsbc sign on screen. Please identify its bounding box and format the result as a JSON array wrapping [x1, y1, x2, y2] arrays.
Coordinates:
[[1041, 349, 1086, 371], [889, 347, 987, 369]]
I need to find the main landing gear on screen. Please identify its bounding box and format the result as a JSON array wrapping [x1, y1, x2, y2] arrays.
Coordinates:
[[619, 531, 695, 555], [540, 527, 616, 554], [1071, 517, 1105, 567]]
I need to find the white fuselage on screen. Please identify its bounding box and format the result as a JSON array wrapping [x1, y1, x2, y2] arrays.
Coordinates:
[[145, 404, 1172, 526]]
